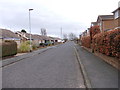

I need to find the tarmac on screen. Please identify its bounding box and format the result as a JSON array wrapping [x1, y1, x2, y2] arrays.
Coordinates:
[[75, 44, 119, 88]]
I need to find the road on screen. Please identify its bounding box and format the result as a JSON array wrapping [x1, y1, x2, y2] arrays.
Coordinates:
[[2, 41, 85, 88]]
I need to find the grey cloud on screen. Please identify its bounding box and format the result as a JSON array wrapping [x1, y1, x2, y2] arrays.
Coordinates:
[[0, 0, 86, 37]]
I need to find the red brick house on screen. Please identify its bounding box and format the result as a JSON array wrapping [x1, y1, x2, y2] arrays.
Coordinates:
[[97, 15, 115, 32], [112, 7, 120, 29]]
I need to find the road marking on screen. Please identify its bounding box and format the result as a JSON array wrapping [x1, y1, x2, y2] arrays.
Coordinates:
[[74, 46, 92, 88]]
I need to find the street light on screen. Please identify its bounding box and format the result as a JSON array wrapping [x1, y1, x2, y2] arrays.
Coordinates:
[[29, 9, 33, 52]]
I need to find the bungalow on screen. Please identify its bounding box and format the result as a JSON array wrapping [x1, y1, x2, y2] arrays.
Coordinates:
[[16, 31, 44, 47], [112, 7, 120, 29], [49, 37, 62, 43], [40, 35, 51, 44], [97, 15, 115, 32], [0, 29, 21, 48]]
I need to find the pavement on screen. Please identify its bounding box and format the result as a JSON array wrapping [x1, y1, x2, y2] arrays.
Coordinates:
[[75, 44, 119, 88], [2, 41, 85, 88]]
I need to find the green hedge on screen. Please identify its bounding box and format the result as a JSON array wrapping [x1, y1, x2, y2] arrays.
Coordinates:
[[1, 40, 17, 57]]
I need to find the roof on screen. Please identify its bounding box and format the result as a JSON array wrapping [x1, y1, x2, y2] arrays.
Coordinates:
[[112, 7, 120, 13], [97, 15, 114, 21], [91, 22, 97, 24], [91, 22, 98, 26], [0, 29, 21, 39], [16, 31, 43, 40], [16, 31, 52, 40], [40, 35, 51, 40], [48, 37, 61, 40]]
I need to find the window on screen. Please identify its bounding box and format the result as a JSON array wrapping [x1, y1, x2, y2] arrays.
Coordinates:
[[98, 22, 102, 32], [114, 10, 119, 19]]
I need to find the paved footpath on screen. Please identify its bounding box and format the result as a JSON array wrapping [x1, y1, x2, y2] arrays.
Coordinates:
[[75, 44, 119, 88]]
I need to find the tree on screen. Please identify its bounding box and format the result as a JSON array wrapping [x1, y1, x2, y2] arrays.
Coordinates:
[[68, 33, 77, 40], [21, 29, 27, 33], [63, 34, 68, 42], [41, 28, 47, 36]]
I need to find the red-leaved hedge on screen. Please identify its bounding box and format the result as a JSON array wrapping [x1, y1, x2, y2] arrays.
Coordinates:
[[81, 36, 91, 48], [90, 25, 100, 41], [92, 29, 120, 58], [81, 25, 100, 48]]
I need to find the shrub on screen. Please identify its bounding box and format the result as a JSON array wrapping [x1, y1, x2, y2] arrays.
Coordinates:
[[39, 43, 45, 47], [81, 36, 91, 48], [90, 25, 100, 41], [1, 40, 17, 57], [18, 41, 31, 53], [92, 29, 120, 58], [32, 44, 38, 50]]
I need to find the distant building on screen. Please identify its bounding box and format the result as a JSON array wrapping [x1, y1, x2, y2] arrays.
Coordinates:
[[91, 22, 98, 26]]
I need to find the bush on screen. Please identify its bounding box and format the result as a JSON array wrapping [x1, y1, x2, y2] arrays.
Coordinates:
[[92, 29, 120, 58], [1, 40, 17, 57], [32, 44, 38, 50], [44, 41, 52, 46], [90, 25, 100, 41], [81, 36, 91, 48], [39, 43, 45, 47], [18, 41, 31, 53]]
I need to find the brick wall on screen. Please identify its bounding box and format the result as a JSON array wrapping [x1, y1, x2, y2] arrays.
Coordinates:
[[102, 20, 115, 31]]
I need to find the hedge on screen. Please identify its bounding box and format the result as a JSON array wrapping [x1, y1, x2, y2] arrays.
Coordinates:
[[81, 36, 91, 48], [81, 25, 100, 48], [92, 29, 120, 58], [90, 25, 100, 41], [1, 40, 17, 57]]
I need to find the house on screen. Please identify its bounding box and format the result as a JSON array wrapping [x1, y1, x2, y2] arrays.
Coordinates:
[[16, 31, 44, 46], [0, 29, 21, 48], [54, 37, 62, 43], [112, 7, 120, 29], [91, 22, 98, 26], [16, 31, 55, 46], [49, 37, 62, 43], [97, 15, 114, 32], [40, 35, 51, 43]]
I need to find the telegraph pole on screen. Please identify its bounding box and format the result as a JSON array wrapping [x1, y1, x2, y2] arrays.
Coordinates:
[[61, 27, 62, 39]]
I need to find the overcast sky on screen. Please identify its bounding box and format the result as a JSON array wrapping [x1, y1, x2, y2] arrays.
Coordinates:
[[0, 0, 119, 37]]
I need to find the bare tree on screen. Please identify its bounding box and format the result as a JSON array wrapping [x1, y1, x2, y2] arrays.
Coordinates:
[[41, 28, 47, 36], [68, 33, 77, 40], [63, 34, 68, 42]]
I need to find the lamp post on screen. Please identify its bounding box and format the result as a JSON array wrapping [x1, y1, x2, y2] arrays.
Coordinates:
[[61, 27, 62, 39], [29, 9, 33, 52]]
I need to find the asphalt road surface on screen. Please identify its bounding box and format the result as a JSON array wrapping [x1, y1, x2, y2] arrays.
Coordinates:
[[2, 41, 85, 88], [76, 45, 119, 88]]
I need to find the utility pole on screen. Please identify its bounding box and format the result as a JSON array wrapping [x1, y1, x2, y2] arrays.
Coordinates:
[[61, 27, 62, 39], [29, 9, 33, 52]]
